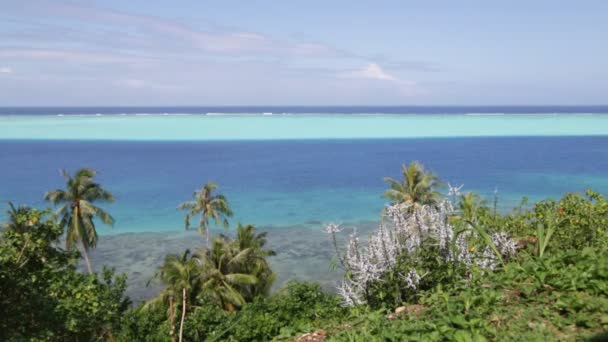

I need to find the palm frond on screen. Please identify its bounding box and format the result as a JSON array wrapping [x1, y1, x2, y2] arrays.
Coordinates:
[[79, 201, 115, 226]]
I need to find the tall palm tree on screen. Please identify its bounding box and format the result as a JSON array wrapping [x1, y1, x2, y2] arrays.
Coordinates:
[[150, 250, 201, 307], [178, 182, 233, 246], [146, 250, 200, 342], [149, 251, 199, 317], [383, 162, 443, 211], [193, 237, 258, 311], [44, 168, 115, 274]]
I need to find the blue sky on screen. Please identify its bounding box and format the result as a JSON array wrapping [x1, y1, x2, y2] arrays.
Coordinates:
[[1, 0, 607, 106]]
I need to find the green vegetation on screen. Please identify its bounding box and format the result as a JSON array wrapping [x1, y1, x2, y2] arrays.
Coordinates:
[[178, 182, 233, 246], [0, 206, 128, 341], [119, 281, 345, 342], [383, 161, 443, 209], [1, 165, 607, 341], [45, 168, 115, 273]]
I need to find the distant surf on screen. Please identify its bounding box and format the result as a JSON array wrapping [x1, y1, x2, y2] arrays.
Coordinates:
[[2, 106, 608, 117]]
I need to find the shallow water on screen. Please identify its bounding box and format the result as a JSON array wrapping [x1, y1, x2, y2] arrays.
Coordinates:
[[89, 224, 373, 303], [2, 114, 608, 140]]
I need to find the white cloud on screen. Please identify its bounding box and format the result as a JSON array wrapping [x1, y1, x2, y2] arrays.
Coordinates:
[[0, 67, 13, 74], [339, 63, 423, 96], [358, 63, 397, 81], [341, 63, 398, 81]]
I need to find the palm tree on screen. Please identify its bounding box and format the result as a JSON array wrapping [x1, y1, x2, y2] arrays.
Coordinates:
[[233, 224, 274, 254], [178, 182, 233, 246], [2, 202, 35, 233], [231, 224, 276, 299], [146, 250, 200, 342], [44, 168, 115, 274], [458, 192, 486, 223], [150, 250, 201, 307], [383, 162, 443, 211], [193, 237, 258, 311]]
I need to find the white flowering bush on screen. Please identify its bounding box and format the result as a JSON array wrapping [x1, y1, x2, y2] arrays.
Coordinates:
[[326, 195, 518, 307]]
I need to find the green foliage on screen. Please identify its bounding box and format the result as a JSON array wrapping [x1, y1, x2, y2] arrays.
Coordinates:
[[146, 249, 201, 310], [0, 206, 129, 341], [45, 167, 115, 273], [118, 282, 346, 341], [364, 242, 457, 308], [197, 281, 346, 342], [383, 162, 443, 209], [331, 246, 608, 341], [116, 305, 177, 342], [326, 189, 608, 340], [178, 182, 233, 244], [491, 190, 608, 251], [147, 224, 275, 313]]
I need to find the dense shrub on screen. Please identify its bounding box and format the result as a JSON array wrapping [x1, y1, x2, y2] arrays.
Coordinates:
[[331, 246, 608, 341], [0, 207, 129, 341], [226, 281, 345, 341], [117, 281, 346, 341], [493, 190, 608, 250]]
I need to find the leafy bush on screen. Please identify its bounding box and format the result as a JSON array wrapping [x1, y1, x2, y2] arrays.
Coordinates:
[[331, 246, 608, 341], [119, 281, 346, 341], [0, 207, 129, 341], [224, 281, 345, 341], [491, 190, 608, 250]]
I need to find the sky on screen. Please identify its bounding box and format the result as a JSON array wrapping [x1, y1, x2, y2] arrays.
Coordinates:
[[1, 0, 607, 106]]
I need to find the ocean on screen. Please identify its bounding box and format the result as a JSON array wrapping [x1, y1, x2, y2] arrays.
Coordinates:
[[1, 106, 607, 301]]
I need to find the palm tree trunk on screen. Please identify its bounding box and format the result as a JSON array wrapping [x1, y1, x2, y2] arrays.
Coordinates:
[[179, 288, 186, 342], [81, 243, 93, 274], [201, 216, 210, 248], [169, 295, 176, 342]]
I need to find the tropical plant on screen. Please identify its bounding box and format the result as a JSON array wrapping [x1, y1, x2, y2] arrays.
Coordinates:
[[193, 237, 259, 311], [1, 202, 36, 233], [456, 192, 486, 223], [140, 224, 275, 340], [534, 207, 558, 258], [44, 168, 115, 273], [0, 205, 128, 341], [178, 182, 233, 246], [383, 162, 443, 211], [145, 249, 201, 341], [231, 223, 277, 300], [148, 250, 201, 307]]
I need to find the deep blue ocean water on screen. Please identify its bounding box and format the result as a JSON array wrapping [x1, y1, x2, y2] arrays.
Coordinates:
[[1, 136, 607, 234]]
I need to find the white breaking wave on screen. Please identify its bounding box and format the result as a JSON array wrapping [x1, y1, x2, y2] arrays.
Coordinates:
[[464, 113, 505, 116]]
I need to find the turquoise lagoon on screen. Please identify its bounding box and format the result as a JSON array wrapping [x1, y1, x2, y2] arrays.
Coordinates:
[[2, 114, 608, 140]]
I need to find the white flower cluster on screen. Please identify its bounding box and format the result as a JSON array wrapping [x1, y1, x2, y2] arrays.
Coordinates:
[[323, 222, 343, 234], [326, 197, 518, 306]]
